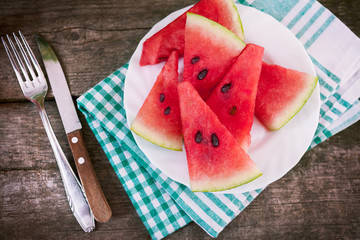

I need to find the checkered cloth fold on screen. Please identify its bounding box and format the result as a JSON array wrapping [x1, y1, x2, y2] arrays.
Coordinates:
[[77, 1, 360, 239]]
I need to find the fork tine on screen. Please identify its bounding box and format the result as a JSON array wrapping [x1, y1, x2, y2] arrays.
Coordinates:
[[2, 36, 27, 87], [6, 34, 31, 83], [2, 37, 20, 75], [19, 31, 44, 80], [13, 32, 37, 81]]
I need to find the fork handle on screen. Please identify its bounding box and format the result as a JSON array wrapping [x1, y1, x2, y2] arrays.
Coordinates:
[[67, 130, 112, 222], [36, 101, 95, 232]]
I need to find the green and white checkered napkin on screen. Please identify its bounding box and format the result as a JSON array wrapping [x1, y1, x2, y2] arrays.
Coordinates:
[[77, 0, 360, 238]]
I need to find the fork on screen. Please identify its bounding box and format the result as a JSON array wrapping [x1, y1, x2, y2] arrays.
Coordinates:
[[2, 31, 95, 232]]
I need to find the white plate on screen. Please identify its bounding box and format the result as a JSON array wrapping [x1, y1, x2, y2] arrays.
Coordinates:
[[124, 4, 320, 194]]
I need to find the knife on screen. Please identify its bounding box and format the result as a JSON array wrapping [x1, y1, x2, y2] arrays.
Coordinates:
[[36, 35, 112, 223]]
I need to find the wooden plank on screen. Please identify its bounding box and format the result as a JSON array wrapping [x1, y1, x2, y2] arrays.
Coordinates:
[[0, 0, 359, 239], [0, 0, 359, 101], [0, 0, 195, 101], [0, 102, 359, 239], [0, 169, 150, 239], [0, 103, 150, 238]]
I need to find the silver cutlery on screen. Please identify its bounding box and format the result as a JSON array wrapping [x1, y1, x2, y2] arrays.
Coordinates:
[[2, 31, 95, 232], [36, 35, 112, 223]]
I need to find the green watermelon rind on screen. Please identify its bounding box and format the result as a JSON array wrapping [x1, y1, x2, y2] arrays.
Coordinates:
[[130, 121, 183, 151], [230, 1, 245, 40], [186, 13, 246, 49], [269, 75, 318, 131], [191, 167, 262, 192], [140, 0, 245, 65], [179, 81, 262, 193]]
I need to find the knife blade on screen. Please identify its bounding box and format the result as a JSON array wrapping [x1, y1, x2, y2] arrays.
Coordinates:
[[36, 35, 112, 223]]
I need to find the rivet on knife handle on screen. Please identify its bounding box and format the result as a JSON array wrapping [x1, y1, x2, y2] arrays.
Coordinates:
[[67, 129, 112, 222]]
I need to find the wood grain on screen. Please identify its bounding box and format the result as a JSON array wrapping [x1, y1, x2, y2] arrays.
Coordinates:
[[0, 0, 359, 239], [0, 0, 195, 101]]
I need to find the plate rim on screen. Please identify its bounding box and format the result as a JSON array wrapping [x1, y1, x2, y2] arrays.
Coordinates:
[[124, 3, 320, 194]]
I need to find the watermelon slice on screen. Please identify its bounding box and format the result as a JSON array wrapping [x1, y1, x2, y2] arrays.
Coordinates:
[[255, 62, 318, 131], [140, 0, 244, 66], [183, 13, 246, 100], [178, 81, 262, 192], [131, 50, 182, 151], [206, 44, 264, 152]]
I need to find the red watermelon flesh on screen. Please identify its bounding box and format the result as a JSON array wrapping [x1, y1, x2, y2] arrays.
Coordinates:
[[178, 81, 262, 192], [255, 62, 318, 131], [131, 50, 183, 151], [206, 44, 264, 152], [183, 13, 246, 100], [140, 0, 244, 66]]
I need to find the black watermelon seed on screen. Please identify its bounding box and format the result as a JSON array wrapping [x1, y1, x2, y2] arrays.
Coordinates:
[[195, 131, 202, 143], [221, 83, 231, 93], [211, 134, 219, 147], [230, 106, 237, 116], [164, 107, 171, 115], [197, 69, 208, 80], [191, 56, 200, 64], [159, 93, 165, 103]]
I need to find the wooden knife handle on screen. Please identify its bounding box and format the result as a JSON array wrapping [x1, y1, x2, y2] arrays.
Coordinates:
[[67, 130, 112, 223]]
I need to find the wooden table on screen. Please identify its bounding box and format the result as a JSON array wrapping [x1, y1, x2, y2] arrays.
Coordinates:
[[1, 0, 359, 239]]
